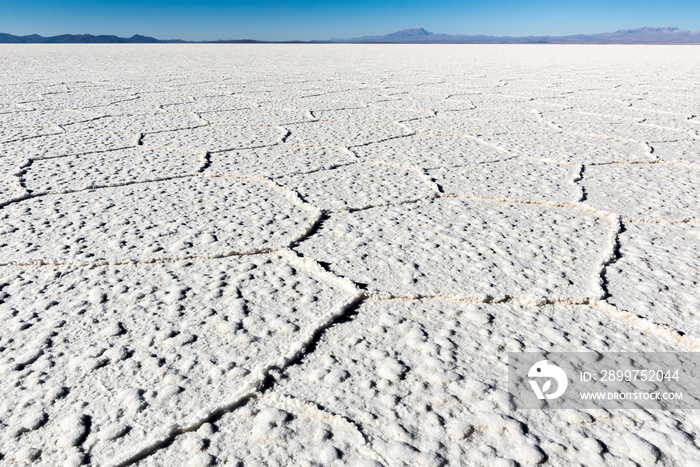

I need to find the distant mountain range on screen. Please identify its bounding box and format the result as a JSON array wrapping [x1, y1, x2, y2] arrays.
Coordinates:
[[0, 33, 183, 44], [1, 27, 700, 44], [334, 27, 700, 44]]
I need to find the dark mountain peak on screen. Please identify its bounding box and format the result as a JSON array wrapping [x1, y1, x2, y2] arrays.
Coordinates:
[[394, 28, 433, 36], [382, 28, 433, 39], [127, 34, 162, 43]]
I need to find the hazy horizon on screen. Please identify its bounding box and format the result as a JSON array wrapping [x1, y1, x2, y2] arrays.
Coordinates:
[[2, 0, 699, 42]]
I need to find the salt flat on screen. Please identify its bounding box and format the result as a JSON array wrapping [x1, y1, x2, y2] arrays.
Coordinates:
[[0, 44, 698, 466]]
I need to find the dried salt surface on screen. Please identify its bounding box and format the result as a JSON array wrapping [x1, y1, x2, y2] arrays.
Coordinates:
[[640, 117, 700, 135], [430, 159, 581, 204], [197, 108, 315, 126], [0, 177, 26, 204], [405, 116, 557, 136], [21, 91, 137, 111], [479, 132, 654, 164], [582, 164, 700, 221], [23, 148, 207, 194], [630, 101, 700, 117], [0, 253, 358, 465], [371, 96, 477, 112], [107, 91, 190, 104], [0, 177, 319, 266], [91, 96, 189, 115], [0, 103, 25, 114], [257, 89, 416, 110], [296, 198, 612, 301], [0, 158, 28, 203], [264, 299, 697, 466], [0, 126, 63, 144], [607, 222, 700, 337], [0, 157, 27, 177], [568, 103, 661, 119], [0, 131, 140, 160], [0, 44, 699, 466], [161, 96, 256, 113], [206, 145, 357, 178], [141, 125, 288, 152], [650, 140, 700, 167], [352, 134, 509, 168], [0, 109, 104, 129], [277, 163, 437, 212], [557, 122, 697, 142], [258, 95, 369, 112], [139, 395, 379, 466], [313, 107, 434, 122], [284, 120, 413, 147], [539, 110, 645, 125], [465, 94, 538, 110], [435, 108, 543, 122], [64, 112, 207, 134]]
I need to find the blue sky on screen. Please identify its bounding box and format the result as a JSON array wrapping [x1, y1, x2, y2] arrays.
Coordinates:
[[1, 0, 699, 41]]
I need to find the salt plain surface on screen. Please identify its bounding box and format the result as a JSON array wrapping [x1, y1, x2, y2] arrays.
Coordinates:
[[0, 44, 698, 466]]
